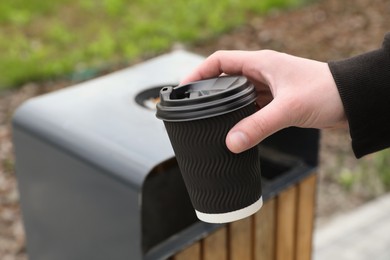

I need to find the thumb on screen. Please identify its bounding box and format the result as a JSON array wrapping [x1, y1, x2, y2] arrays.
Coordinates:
[[226, 99, 289, 153]]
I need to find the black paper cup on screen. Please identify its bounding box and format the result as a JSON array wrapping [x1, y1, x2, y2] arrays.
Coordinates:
[[156, 76, 262, 223]]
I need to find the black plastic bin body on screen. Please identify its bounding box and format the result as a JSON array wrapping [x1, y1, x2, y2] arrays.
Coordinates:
[[12, 51, 319, 260]]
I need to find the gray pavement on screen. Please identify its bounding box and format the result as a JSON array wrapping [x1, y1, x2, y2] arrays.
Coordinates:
[[313, 193, 390, 260]]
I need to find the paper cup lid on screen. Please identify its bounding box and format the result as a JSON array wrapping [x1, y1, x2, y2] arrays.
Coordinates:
[[156, 76, 256, 122]]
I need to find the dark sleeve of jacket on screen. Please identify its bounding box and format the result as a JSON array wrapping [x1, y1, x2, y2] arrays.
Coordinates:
[[328, 33, 390, 158]]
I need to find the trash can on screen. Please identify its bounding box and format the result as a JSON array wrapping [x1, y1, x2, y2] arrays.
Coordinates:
[[12, 50, 319, 260]]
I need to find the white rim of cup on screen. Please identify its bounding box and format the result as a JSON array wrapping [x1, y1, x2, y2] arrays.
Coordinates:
[[195, 196, 263, 223]]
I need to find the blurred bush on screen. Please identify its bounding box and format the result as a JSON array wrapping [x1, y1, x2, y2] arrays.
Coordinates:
[[0, 0, 308, 89]]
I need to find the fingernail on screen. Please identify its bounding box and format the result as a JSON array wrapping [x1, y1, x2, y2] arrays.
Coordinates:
[[228, 131, 249, 153]]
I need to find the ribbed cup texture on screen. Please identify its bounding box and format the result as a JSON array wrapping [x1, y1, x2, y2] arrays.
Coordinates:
[[163, 104, 262, 214]]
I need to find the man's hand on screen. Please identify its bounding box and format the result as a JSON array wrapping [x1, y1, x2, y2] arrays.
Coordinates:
[[181, 50, 346, 153]]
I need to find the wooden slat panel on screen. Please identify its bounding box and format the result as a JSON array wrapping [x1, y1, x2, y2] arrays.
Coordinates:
[[295, 174, 317, 260], [254, 198, 276, 260], [172, 242, 201, 260], [229, 216, 253, 260], [275, 185, 297, 260], [203, 226, 227, 260], [172, 176, 317, 260]]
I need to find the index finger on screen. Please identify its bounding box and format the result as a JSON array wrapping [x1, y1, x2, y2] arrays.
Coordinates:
[[180, 50, 254, 85]]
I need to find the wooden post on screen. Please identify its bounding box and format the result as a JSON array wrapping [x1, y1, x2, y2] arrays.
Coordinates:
[[172, 242, 201, 260], [275, 186, 298, 260], [229, 216, 253, 260], [295, 175, 317, 260], [203, 227, 228, 260], [254, 198, 276, 260]]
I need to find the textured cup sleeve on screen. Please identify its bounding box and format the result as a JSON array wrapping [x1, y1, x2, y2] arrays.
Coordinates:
[[328, 32, 390, 158]]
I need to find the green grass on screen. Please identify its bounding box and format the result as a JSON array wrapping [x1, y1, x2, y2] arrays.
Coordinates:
[[335, 149, 390, 199], [374, 150, 390, 190], [0, 0, 307, 89]]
